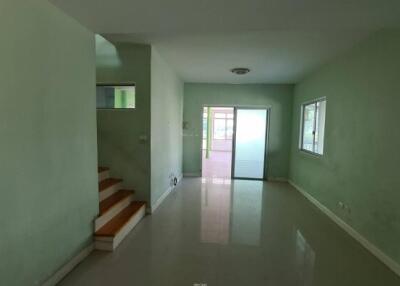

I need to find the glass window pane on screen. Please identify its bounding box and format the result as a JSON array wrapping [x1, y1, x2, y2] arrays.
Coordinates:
[[234, 109, 267, 179], [302, 103, 315, 152], [227, 119, 234, 139], [214, 113, 226, 119], [315, 100, 326, 154], [214, 119, 226, 139], [314, 102, 320, 152], [202, 118, 208, 139], [97, 85, 135, 109], [300, 99, 326, 155]]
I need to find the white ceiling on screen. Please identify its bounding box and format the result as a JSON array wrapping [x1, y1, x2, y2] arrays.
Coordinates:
[[51, 0, 400, 83], [106, 31, 371, 83]]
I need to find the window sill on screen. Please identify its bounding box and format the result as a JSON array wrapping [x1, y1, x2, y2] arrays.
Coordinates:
[[299, 149, 323, 158], [97, 108, 136, 111]]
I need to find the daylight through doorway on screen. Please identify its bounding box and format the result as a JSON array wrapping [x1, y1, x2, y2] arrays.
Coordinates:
[[202, 107, 234, 179]]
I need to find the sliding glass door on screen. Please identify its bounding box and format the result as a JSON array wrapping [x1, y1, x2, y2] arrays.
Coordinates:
[[232, 108, 268, 179]]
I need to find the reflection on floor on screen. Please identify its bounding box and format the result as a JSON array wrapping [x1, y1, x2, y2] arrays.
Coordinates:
[[202, 150, 232, 178], [59, 178, 400, 286], [201, 179, 263, 246], [201, 178, 231, 244]]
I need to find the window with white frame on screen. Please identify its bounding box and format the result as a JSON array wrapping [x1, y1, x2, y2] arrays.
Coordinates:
[[300, 98, 326, 155], [213, 113, 233, 140]]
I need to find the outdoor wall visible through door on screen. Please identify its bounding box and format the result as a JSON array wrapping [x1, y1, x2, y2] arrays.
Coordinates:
[[202, 107, 233, 178]]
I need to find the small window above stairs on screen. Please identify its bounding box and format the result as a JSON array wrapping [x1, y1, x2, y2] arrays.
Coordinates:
[[95, 167, 146, 251]]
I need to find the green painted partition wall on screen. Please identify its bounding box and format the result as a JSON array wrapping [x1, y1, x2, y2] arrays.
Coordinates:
[[0, 1, 98, 285], [150, 48, 184, 208], [96, 38, 185, 209], [96, 37, 151, 202], [183, 83, 293, 179], [289, 30, 400, 265]]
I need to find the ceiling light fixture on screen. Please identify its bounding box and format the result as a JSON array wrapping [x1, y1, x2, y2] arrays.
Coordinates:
[[231, 67, 250, 75]]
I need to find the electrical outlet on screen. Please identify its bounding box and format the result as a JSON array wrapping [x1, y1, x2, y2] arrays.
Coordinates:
[[338, 201, 344, 209]]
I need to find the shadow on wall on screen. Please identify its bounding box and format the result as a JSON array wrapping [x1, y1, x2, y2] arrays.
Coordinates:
[[96, 35, 122, 68]]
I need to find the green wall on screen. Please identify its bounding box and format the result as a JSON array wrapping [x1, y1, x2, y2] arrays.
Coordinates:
[[183, 83, 293, 179], [96, 37, 151, 202], [289, 30, 400, 264], [0, 1, 98, 285], [150, 48, 184, 208]]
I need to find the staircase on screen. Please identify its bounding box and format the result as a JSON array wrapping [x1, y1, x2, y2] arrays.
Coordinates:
[[95, 167, 146, 251]]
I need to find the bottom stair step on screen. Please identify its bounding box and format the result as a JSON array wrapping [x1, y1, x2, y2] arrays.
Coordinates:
[[95, 202, 146, 251]]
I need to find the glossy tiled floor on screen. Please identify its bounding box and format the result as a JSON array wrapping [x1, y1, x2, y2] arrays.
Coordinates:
[[59, 178, 400, 286], [202, 150, 232, 179]]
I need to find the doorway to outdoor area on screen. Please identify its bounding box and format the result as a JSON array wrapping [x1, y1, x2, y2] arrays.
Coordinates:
[[202, 107, 234, 179], [201, 106, 269, 180]]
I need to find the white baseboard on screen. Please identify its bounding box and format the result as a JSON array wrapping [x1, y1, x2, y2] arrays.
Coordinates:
[[268, 177, 288, 182], [149, 186, 173, 213], [288, 180, 400, 277], [149, 174, 183, 214], [183, 172, 201, 177], [42, 243, 94, 286], [177, 173, 183, 182]]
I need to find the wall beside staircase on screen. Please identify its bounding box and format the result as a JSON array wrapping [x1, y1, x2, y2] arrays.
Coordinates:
[[96, 37, 151, 203], [0, 1, 98, 285], [150, 47, 184, 209]]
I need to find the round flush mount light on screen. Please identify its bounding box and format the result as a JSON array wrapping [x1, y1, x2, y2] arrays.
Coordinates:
[[231, 67, 250, 75]]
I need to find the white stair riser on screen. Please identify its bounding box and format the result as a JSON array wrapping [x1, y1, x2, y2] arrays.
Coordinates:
[[95, 194, 135, 231], [95, 205, 146, 251], [99, 182, 122, 202], [98, 170, 110, 182]]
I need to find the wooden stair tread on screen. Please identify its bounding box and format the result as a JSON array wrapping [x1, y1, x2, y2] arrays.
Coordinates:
[[98, 167, 109, 173], [95, 202, 146, 237], [99, 190, 134, 215], [99, 178, 122, 192]]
